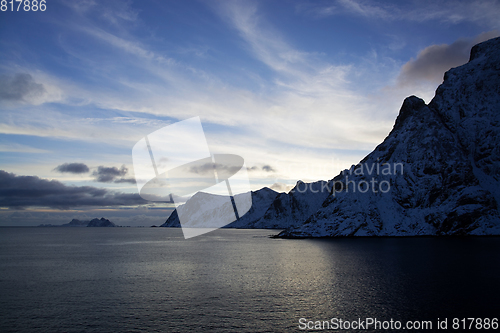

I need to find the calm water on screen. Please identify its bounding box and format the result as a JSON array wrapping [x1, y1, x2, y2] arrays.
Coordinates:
[[0, 228, 499, 332]]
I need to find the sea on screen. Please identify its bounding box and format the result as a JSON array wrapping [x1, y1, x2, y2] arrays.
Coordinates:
[[0, 227, 499, 332]]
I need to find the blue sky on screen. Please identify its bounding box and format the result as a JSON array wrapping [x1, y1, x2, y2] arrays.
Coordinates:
[[1, 0, 499, 226]]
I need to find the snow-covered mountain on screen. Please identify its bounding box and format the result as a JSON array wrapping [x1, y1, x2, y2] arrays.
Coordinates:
[[160, 187, 278, 228], [225, 187, 278, 228], [247, 180, 333, 229], [160, 180, 333, 229], [279, 36, 500, 237]]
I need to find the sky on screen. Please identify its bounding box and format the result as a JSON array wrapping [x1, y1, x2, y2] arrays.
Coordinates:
[[0, 0, 499, 226]]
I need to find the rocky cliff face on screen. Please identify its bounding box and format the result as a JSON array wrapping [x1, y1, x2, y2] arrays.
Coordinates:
[[279, 37, 500, 237]]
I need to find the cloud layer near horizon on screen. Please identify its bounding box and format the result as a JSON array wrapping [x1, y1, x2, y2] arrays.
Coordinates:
[[0, 170, 146, 209]]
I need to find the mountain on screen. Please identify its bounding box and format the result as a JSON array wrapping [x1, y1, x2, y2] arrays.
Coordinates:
[[160, 180, 333, 230], [247, 180, 333, 229], [160, 209, 181, 227], [224, 187, 278, 228], [87, 218, 116, 227], [38, 217, 116, 227], [66, 219, 89, 227], [278, 36, 500, 237], [160, 187, 278, 228]]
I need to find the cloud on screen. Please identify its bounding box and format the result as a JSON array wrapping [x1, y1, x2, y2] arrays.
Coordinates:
[[0, 73, 46, 102], [0, 170, 147, 209], [269, 182, 292, 193], [0, 143, 49, 153], [396, 31, 500, 86], [92, 165, 127, 182], [54, 162, 90, 174], [62, 0, 138, 24], [188, 162, 216, 175], [300, 0, 500, 28], [5, 0, 468, 190], [248, 165, 276, 173], [188, 163, 242, 176], [334, 0, 390, 19], [296, 1, 390, 19], [113, 177, 137, 184], [1, 1, 387, 157], [217, 1, 321, 76], [262, 165, 275, 172], [209, 1, 389, 150], [92, 165, 135, 183], [0, 72, 63, 106]]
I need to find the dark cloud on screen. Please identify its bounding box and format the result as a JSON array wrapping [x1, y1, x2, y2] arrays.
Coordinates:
[[189, 163, 241, 176], [0, 73, 46, 101], [397, 31, 499, 86], [54, 163, 90, 174], [113, 178, 137, 184], [0, 170, 147, 209], [262, 165, 275, 172], [188, 162, 216, 175], [92, 165, 131, 183], [248, 165, 276, 172]]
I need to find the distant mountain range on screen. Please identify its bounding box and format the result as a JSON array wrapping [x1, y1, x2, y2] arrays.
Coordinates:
[[38, 218, 116, 227], [161, 36, 500, 237]]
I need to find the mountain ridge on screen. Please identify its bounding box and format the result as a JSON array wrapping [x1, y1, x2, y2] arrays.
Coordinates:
[[279, 36, 500, 237]]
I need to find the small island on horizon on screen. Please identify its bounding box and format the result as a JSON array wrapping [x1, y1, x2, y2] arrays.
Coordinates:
[[38, 217, 117, 228]]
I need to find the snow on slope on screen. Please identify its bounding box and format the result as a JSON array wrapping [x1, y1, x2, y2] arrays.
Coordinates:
[[224, 187, 278, 228], [279, 36, 500, 237], [249, 180, 333, 229], [160, 187, 278, 228]]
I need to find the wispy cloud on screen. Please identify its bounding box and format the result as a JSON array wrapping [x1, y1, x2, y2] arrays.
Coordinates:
[[4, 0, 495, 189], [0, 143, 49, 154], [210, 1, 390, 150], [335, 0, 391, 19], [299, 0, 500, 28], [81, 27, 175, 66], [61, 0, 139, 25]]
